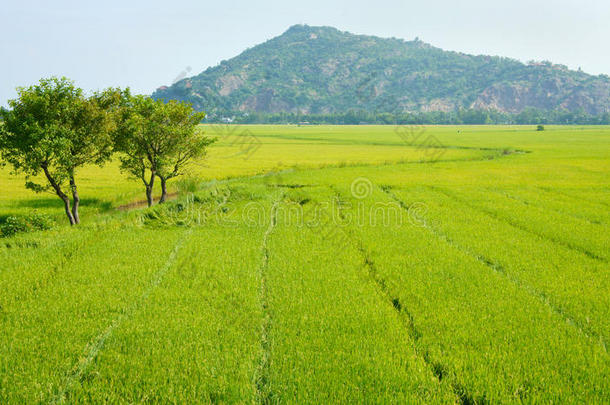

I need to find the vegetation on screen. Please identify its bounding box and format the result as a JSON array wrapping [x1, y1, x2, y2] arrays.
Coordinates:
[[0, 125, 608, 402], [0, 78, 212, 223], [0, 212, 54, 237], [112, 95, 212, 206], [0, 77, 115, 225], [221, 108, 610, 125], [153, 25, 610, 118]]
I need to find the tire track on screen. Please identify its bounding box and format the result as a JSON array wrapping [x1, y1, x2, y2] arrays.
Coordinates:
[[2, 229, 99, 307], [354, 241, 478, 405], [198, 144, 521, 194], [255, 198, 280, 405], [537, 186, 610, 210], [328, 186, 475, 405], [51, 229, 192, 404], [426, 185, 607, 263], [486, 188, 605, 226], [382, 186, 608, 352]]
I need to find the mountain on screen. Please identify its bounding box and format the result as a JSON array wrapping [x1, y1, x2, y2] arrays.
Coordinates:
[[152, 25, 610, 117]]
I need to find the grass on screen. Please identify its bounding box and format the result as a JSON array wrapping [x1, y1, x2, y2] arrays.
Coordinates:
[[0, 125, 608, 402]]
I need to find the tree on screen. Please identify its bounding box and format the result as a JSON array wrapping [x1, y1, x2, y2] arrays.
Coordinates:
[[113, 96, 211, 207], [0, 77, 114, 225], [156, 120, 214, 203]]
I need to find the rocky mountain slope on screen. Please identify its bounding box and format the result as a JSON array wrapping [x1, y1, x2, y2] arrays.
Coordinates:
[[153, 25, 610, 116]]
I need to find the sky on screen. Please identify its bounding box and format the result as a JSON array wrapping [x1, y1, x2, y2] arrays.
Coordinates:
[[2, 0, 609, 106]]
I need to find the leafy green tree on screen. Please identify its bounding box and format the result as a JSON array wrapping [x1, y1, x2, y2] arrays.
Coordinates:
[[113, 96, 211, 206], [0, 77, 115, 225]]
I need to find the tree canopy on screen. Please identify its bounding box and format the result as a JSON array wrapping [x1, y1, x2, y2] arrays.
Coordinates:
[[112, 95, 212, 206], [0, 77, 115, 225]]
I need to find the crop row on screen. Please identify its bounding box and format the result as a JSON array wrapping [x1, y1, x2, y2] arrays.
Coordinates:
[[328, 181, 609, 402]]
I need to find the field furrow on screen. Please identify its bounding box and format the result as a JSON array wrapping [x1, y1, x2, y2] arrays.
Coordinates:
[[1, 125, 608, 402], [0, 228, 186, 403], [428, 185, 608, 262], [261, 188, 458, 402], [64, 197, 272, 402], [329, 182, 609, 403], [52, 228, 193, 403], [489, 187, 610, 226], [255, 197, 281, 403], [382, 186, 609, 348]]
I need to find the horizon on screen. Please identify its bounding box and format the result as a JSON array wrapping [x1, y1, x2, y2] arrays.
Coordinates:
[[2, 0, 609, 106]]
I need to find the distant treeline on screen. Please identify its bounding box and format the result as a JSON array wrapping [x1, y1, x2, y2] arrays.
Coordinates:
[[210, 109, 610, 125]]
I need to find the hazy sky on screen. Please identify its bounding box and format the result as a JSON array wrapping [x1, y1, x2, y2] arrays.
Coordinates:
[[2, 0, 609, 106]]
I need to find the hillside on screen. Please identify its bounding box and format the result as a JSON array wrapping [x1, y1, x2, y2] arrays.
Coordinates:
[[152, 25, 610, 116]]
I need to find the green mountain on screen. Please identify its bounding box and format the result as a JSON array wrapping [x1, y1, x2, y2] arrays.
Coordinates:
[[152, 25, 610, 116]]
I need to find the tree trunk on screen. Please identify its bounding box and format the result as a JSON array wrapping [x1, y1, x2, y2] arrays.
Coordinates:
[[146, 171, 155, 207], [42, 164, 76, 225], [69, 175, 80, 225], [61, 195, 77, 226], [159, 177, 168, 204]]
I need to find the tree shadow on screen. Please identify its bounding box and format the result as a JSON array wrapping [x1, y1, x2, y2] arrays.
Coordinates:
[[14, 197, 114, 212]]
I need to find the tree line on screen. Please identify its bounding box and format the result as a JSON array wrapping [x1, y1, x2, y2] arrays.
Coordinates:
[[215, 108, 610, 125], [0, 77, 213, 225]]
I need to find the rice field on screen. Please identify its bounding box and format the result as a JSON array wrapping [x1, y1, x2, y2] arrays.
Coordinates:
[[1, 125, 608, 403]]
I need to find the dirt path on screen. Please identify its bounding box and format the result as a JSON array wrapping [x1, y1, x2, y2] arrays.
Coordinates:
[[116, 193, 179, 211]]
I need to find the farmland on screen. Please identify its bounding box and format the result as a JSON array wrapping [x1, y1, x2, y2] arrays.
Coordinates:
[[1, 125, 609, 403]]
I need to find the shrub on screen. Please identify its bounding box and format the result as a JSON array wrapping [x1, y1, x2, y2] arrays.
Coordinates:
[[0, 213, 54, 237], [537, 125, 545, 131]]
